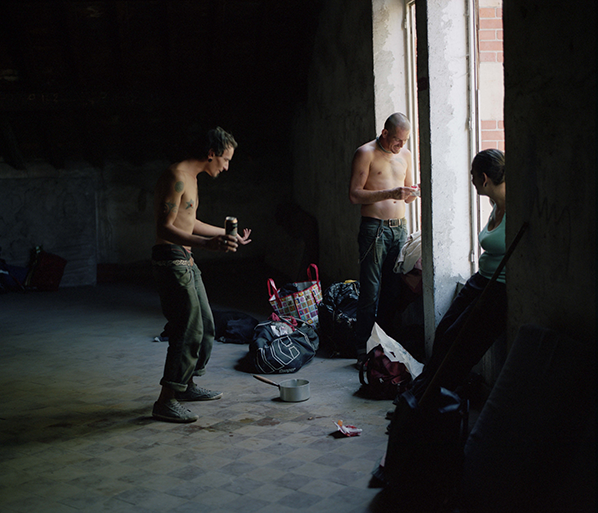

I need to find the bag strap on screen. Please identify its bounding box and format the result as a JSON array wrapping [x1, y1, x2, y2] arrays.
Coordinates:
[[359, 359, 368, 387], [269, 313, 300, 330], [267, 278, 280, 300], [359, 346, 378, 387], [306, 263, 319, 283], [420, 222, 528, 408]]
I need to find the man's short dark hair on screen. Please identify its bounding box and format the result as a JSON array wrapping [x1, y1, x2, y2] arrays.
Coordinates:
[[384, 113, 411, 132], [175, 126, 238, 162], [204, 127, 238, 157]]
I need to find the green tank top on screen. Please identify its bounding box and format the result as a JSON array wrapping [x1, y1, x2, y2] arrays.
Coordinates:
[[478, 205, 506, 283]]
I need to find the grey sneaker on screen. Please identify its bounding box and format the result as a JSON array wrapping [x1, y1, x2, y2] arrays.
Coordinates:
[[176, 383, 223, 402], [152, 399, 199, 423]]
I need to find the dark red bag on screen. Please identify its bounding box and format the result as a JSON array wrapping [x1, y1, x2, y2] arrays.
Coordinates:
[[359, 345, 412, 399], [28, 249, 67, 291]]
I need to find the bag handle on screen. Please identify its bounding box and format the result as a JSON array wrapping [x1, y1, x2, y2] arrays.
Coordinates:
[[306, 263, 319, 282], [359, 359, 368, 387], [267, 278, 281, 300]]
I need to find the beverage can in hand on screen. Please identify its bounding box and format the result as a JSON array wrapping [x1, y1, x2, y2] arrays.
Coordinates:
[[225, 216, 238, 237]]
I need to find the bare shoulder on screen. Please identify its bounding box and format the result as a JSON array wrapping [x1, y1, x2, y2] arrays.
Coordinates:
[[165, 162, 188, 183], [356, 139, 376, 156], [156, 163, 187, 192], [399, 146, 412, 159], [353, 140, 376, 165], [394, 146, 412, 169]]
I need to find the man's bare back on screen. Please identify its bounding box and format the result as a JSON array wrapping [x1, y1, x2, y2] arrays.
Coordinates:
[[349, 123, 417, 219]]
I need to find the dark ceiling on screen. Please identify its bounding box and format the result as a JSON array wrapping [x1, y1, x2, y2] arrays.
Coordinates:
[[0, 0, 322, 168]]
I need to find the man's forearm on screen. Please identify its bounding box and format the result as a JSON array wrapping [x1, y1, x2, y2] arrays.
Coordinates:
[[350, 187, 412, 204], [157, 223, 210, 248], [350, 188, 392, 205], [193, 220, 225, 238]]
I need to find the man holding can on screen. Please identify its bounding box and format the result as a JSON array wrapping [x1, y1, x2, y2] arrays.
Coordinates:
[[151, 126, 252, 422], [349, 113, 419, 366]]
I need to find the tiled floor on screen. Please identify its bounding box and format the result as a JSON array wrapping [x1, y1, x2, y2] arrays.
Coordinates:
[[0, 276, 400, 513]]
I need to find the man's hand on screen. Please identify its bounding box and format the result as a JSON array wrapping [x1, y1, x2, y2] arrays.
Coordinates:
[[206, 234, 239, 252], [204, 228, 251, 252], [389, 186, 418, 201], [237, 228, 252, 245]]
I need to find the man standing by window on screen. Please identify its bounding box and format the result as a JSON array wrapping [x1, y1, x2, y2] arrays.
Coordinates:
[[349, 113, 419, 365]]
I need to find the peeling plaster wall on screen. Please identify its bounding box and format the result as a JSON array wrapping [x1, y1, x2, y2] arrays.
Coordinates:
[[417, 0, 473, 346], [292, 0, 375, 283], [504, 0, 596, 344], [372, 0, 409, 125]]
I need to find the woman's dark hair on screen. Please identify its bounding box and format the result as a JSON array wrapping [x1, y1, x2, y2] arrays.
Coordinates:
[[472, 149, 505, 185]]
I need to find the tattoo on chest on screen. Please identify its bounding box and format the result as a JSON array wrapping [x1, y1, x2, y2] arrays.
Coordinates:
[[185, 199, 194, 209]]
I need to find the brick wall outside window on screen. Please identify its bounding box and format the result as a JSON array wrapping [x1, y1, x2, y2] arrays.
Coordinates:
[[479, 7, 503, 63], [479, 5, 504, 151]]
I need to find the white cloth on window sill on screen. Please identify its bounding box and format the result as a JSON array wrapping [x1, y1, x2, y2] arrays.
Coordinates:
[[394, 230, 422, 274]]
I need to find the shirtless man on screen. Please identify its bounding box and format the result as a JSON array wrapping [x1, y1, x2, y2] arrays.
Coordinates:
[[151, 127, 252, 422], [349, 113, 419, 364]]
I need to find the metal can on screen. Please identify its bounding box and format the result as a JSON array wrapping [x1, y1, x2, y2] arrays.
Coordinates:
[[225, 216, 238, 237]]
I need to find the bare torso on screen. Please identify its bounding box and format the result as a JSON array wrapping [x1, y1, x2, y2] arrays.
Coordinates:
[[350, 139, 413, 220], [154, 162, 199, 249]]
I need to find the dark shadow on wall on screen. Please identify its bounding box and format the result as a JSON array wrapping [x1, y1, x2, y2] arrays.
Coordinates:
[[275, 202, 319, 282]]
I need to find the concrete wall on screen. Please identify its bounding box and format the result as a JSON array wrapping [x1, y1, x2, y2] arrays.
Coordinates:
[[2, 0, 594, 358], [504, 0, 596, 345], [416, 0, 474, 347], [372, 0, 409, 126], [0, 163, 97, 286], [0, 1, 319, 287], [292, 0, 375, 284], [0, 154, 291, 286]]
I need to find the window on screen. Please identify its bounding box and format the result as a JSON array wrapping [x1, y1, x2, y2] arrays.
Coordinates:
[[405, 0, 420, 234], [403, 0, 505, 272]]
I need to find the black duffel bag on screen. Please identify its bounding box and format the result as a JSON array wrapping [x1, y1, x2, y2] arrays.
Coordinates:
[[247, 319, 319, 374], [374, 387, 469, 509]]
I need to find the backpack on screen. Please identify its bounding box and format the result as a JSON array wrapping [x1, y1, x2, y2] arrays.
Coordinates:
[[359, 345, 412, 399], [317, 280, 359, 358]]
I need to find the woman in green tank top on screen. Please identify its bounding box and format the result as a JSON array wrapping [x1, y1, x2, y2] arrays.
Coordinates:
[[411, 149, 506, 399]]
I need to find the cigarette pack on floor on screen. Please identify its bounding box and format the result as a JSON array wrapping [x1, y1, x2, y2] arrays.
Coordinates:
[[334, 420, 362, 437]]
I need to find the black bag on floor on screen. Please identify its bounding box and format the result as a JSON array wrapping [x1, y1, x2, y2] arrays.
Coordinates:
[[376, 388, 469, 508], [0, 259, 27, 292], [213, 310, 259, 344], [317, 280, 359, 358], [248, 319, 319, 374]]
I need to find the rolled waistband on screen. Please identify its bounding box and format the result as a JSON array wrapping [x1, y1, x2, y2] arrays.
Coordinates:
[[152, 259, 194, 267], [361, 216, 407, 227], [151, 244, 194, 265]]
